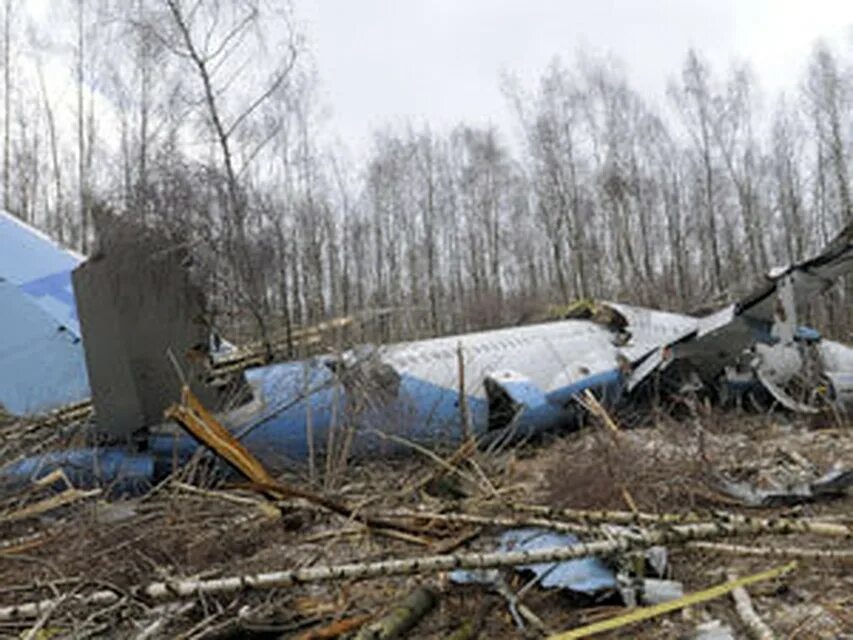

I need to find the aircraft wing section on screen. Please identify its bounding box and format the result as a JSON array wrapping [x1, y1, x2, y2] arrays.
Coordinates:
[[627, 223, 852, 391], [736, 222, 852, 325], [0, 210, 84, 336]]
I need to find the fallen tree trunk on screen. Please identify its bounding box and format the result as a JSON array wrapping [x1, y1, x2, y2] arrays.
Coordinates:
[[688, 541, 853, 561]]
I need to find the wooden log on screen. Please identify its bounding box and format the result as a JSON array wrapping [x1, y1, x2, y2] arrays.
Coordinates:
[[689, 541, 853, 561], [385, 509, 593, 534], [446, 620, 476, 640], [508, 502, 850, 537], [728, 572, 776, 640], [353, 587, 437, 640], [508, 501, 706, 524]]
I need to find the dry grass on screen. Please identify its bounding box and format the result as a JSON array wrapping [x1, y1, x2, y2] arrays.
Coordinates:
[[0, 408, 850, 639]]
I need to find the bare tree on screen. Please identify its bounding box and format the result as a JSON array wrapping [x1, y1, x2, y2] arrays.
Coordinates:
[[161, 0, 300, 237], [805, 44, 852, 226], [2, 0, 11, 213], [669, 50, 724, 294]]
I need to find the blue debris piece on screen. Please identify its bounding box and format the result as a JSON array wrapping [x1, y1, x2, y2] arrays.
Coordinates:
[[149, 359, 495, 471], [0, 448, 154, 496], [450, 528, 617, 595], [0, 210, 84, 336], [0, 280, 90, 415], [0, 211, 90, 415], [794, 326, 822, 343]]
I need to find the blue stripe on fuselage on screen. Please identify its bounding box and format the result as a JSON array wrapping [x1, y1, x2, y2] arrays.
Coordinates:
[[148, 362, 625, 474]]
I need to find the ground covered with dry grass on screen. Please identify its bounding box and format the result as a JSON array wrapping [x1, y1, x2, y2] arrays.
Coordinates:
[[0, 407, 850, 639]]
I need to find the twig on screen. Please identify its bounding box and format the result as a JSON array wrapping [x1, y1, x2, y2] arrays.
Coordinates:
[[0, 531, 52, 555], [367, 429, 481, 489], [20, 593, 65, 640], [621, 487, 639, 514], [133, 602, 196, 640], [580, 389, 621, 435], [295, 613, 372, 640], [171, 481, 280, 518], [494, 575, 551, 634], [465, 455, 500, 499], [167, 385, 423, 536], [0, 488, 101, 523], [508, 501, 703, 524], [401, 437, 477, 496], [508, 503, 850, 536], [432, 527, 482, 554]]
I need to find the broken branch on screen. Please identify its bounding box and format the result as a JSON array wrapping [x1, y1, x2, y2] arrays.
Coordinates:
[[728, 571, 776, 640], [296, 613, 373, 640], [353, 587, 437, 640], [167, 385, 423, 537], [688, 541, 853, 561]]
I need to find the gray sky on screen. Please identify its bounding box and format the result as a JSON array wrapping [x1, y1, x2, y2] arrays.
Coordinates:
[[298, 0, 853, 154]]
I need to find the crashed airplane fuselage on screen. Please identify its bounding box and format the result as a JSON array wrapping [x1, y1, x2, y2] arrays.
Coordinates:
[[1, 221, 851, 492], [145, 301, 852, 476]]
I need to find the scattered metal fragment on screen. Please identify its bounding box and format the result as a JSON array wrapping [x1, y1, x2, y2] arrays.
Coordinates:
[[450, 528, 617, 595], [714, 465, 852, 507], [692, 620, 736, 640], [617, 577, 684, 607], [548, 562, 796, 640]]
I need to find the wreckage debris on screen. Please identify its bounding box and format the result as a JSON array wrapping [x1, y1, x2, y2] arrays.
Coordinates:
[[714, 464, 852, 507], [0, 211, 89, 415], [1, 222, 851, 498], [0, 218, 850, 637], [449, 528, 618, 595], [693, 620, 737, 640], [0, 509, 844, 621], [548, 562, 795, 639]]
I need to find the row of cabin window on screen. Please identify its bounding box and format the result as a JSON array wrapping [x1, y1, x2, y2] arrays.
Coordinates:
[[392, 328, 606, 366]]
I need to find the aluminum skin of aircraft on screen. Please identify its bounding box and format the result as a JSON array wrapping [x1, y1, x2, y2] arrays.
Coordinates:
[[0, 211, 90, 415], [0, 223, 851, 494]]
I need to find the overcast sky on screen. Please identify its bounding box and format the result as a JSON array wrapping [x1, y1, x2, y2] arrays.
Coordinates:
[[297, 0, 853, 154]]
